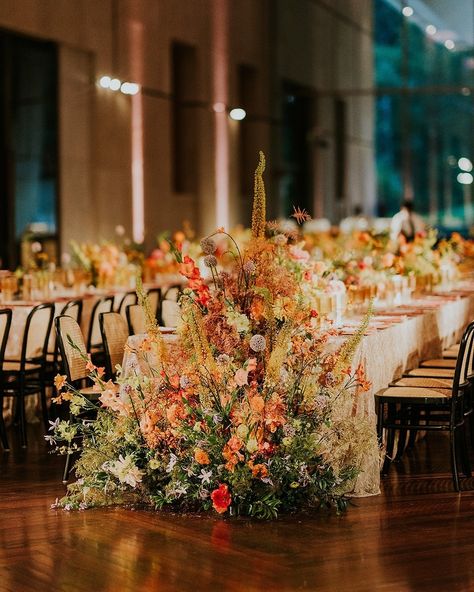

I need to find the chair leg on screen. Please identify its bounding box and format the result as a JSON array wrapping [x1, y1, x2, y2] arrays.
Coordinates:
[[382, 402, 396, 476], [469, 412, 474, 448], [395, 405, 410, 461], [18, 375, 27, 448], [407, 408, 421, 449], [459, 424, 471, 478], [449, 428, 460, 492], [0, 396, 10, 451], [39, 375, 49, 432]]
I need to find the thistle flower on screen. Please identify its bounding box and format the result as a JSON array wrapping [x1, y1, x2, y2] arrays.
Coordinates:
[[204, 255, 218, 268], [200, 237, 217, 255], [249, 334, 266, 352], [179, 375, 191, 389], [243, 260, 256, 275]]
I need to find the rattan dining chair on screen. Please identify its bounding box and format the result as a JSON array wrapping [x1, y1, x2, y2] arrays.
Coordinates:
[[0, 309, 13, 450], [99, 312, 129, 381], [126, 303, 147, 335], [376, 321, 474, 491], [55, 314, 98, 482], [46, 299, 83, 387], [117, 291, 138, 318], [86, 296, 114, 365], [158, 284, 182, 326], [2, 303, 55, 447]]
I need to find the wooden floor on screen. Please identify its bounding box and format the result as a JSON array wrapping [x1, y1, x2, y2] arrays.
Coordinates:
[[2, 427, 474, 592]]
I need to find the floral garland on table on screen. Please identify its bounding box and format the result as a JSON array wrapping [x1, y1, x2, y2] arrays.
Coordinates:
[[49, 152, 373, 518]]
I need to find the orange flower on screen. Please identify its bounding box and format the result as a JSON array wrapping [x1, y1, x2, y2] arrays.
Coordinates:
[[222, 436, 244, 472], [355, 363, 371, 392], [250, 395, 265, 414], [85, 356, 96, 372], [211, 484, 232, 514], [194, 448, 210, 465], [248, 461, 268, 479], [54, 374, 67, 392], [250, 297, 265, 321]]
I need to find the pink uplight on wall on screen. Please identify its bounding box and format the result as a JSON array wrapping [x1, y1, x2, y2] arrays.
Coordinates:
[[131, 91, 145, 244], [130, 20, 145, 244]]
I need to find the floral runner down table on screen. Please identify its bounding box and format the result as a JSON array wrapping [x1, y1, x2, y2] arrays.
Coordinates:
[[122, 286, 474, 498]]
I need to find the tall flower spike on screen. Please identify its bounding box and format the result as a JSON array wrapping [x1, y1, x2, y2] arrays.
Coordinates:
[[251, 151, 266, 239]]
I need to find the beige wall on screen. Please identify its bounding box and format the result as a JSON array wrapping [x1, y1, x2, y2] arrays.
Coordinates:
[[0, 0, 375, 255]]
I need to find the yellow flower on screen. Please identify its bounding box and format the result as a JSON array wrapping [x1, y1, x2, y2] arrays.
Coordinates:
[[54, 374, 67, 392]]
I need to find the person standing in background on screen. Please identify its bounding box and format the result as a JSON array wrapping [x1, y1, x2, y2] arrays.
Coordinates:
[[390, 200, 425, 242]]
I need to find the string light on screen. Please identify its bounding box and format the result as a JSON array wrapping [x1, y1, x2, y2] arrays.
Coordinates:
[[402, 6, 413, 17], [444, 40, 455, 50], [229, 108, 246, 121], [457, 173, 473, 185], [98, 75, 141, 95], [459, 158, 473, 172], [425, 25, 436, 35]]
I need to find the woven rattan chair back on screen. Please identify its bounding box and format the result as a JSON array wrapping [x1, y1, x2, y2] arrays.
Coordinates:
[[117, 291, 138, 318], [126, 303, 147, 335], [99, 312, 129, 379], [48, 299, 83, 360], [21, 303, 55, 365], [55, 315, 88, 383], [87, 296, 114, 350]]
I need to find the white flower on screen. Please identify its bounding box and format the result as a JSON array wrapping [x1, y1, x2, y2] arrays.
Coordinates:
[[198, 468, 213, 484], [166, 453, 178, 473], [106, 454, 144, 488], [226, 309, 250, 334]]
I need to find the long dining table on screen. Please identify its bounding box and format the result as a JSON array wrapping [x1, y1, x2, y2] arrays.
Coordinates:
[[0, 275, 185, 424], [121, 284, 474, 498]]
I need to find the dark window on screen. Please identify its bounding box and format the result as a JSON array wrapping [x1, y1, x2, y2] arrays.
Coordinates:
[[171, 42, 198, 194], [280, 81, 313, 217], [0, 31, 58, 268], [334, 98, 347, 203]]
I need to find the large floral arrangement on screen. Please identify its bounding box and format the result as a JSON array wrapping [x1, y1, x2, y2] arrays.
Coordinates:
[[49, 153, 373, 518]]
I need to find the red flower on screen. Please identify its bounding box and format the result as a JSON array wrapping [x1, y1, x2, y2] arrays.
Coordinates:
[[179, 255, 201, 281], [210, 484, 232, 514]]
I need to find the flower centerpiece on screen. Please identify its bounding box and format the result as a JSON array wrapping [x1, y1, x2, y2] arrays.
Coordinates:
[[49, 152, 373, 518], [70, 232, 142, 290]]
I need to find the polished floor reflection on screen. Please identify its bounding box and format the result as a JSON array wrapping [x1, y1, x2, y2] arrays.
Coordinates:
[[1, 427, 474, 591]]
